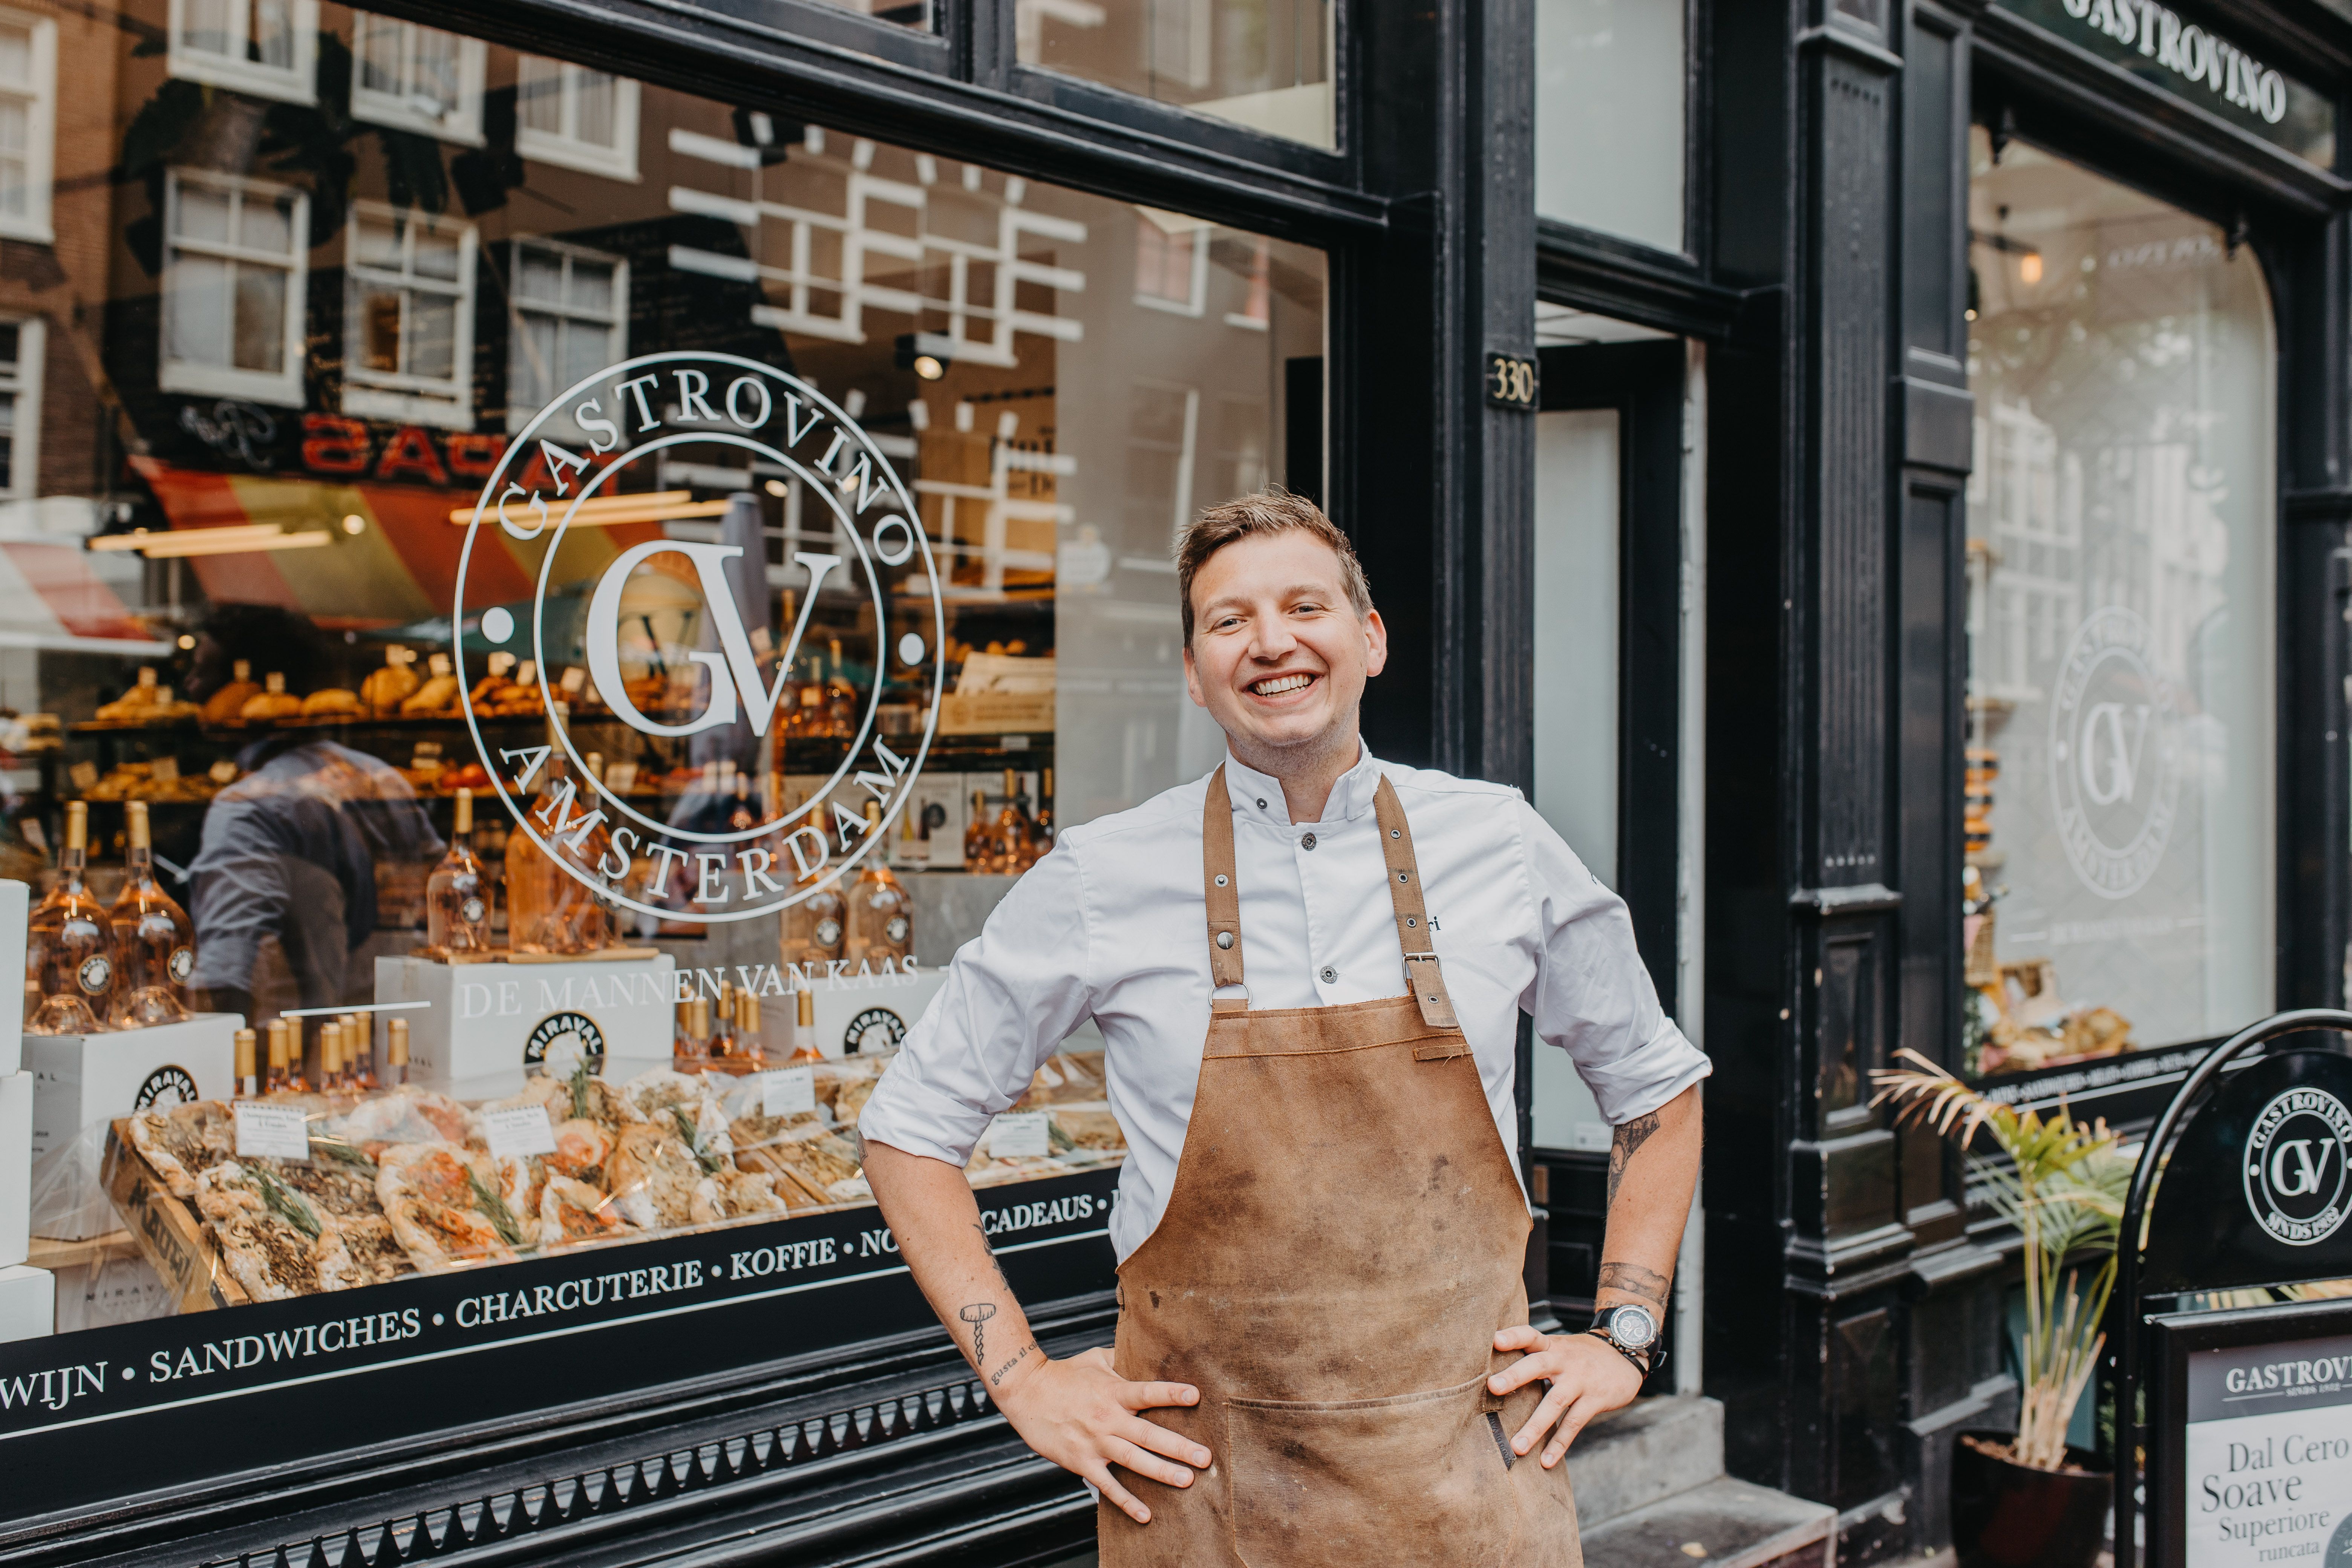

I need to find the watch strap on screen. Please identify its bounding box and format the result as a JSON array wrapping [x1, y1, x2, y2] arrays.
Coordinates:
[[1585, 1325, 1666, 1381]]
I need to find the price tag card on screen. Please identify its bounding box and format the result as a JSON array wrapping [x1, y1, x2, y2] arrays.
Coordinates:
[[150, 756, 179, 783], [481, 1104, 559, 1159], [761, 1067, 816, 1118], [209, 760, 239, 784], [233, 1103, 312, 1161], [68, 760, 96, 792], [985, 1111, 1050, 1159]]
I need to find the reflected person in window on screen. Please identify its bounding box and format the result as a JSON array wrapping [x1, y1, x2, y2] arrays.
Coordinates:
[[862, 492, 1706, 1562]]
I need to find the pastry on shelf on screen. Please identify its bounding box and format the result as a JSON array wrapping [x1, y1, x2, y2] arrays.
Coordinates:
[[300, 687, 363, 718], [240, 673, 303, 721], [361, 647, 422, 715], [96, 668, 197, 723], [202, 661, 262, 725], [402, 652, 462, 717]]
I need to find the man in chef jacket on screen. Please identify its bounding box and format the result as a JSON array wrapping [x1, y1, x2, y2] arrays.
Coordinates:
[[862, 490, 1706, 1544]]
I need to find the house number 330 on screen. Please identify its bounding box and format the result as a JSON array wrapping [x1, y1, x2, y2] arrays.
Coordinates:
[[1485, 352, 1539, 410]]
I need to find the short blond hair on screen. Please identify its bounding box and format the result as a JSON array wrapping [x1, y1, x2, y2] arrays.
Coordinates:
[[1175, 489, 1372, 642]]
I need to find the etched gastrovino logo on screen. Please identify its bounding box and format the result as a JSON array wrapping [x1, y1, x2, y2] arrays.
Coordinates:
[[2244, 1087, 2352, 1247], [2047, 606, 2181, 900], [452, 351, 946, 925]]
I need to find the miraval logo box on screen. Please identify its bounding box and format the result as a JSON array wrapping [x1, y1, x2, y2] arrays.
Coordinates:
[[453, 351, 947, 928], [0, 1168, 1118, 1494]]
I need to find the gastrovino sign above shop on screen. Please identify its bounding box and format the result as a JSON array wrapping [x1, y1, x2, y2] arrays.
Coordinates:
[[2001, 0, 2336, 167], [452, 352, 947, 925]]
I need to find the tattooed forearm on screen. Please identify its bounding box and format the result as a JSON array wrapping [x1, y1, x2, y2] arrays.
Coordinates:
[[1596, 1260, 1672, 1312], [1606, 1111, 1664, 1208], [990, 1342, 1038, 1386], [958, 1303, 997, 1369]]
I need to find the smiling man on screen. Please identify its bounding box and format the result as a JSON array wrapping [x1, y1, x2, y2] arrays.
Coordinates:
[[861, 490, 1708, 1566]]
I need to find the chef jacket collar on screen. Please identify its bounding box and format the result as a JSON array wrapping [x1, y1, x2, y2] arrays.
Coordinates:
[[1221, 739, 1382, 828]]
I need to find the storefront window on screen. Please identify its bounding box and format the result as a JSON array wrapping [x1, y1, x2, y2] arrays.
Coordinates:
[[1962, 129, 2274, 1080], [2, 0, 1322, 1402], [1534, 0, 1684, 255], [1020, 0, 1335, 151]]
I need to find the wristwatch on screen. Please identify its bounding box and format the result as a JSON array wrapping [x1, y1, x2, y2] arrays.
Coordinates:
[[1588, 1303, 1666, 1380]]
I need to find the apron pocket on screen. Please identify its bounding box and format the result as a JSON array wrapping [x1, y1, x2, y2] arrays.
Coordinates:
[[1225, 1374, 1522, 1568]]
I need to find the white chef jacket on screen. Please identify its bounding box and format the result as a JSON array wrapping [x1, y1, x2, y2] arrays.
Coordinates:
[[858, 745, 1711, 1262]]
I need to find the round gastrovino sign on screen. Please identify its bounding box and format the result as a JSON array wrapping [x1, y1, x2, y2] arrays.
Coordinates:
[[453, 352, 946, 924]]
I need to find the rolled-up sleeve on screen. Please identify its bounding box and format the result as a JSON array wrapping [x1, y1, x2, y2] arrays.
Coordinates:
[[859, 842, 1096, 1167], [1517, 800, 1710, 1124]]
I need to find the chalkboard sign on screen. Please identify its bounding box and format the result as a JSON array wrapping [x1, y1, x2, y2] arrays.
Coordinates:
[[2115, 1010, 2352, 1568], [2145, 1299, 2352, 1567]]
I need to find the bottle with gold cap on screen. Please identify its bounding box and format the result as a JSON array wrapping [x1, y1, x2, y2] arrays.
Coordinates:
[[672, 994, 712, 1072], [708, 982, 738, 1063], [993, 769, 1036, 874], [730, 989, 767, 1072], [963, 787, 992, 871], [787, 986, 823, 1063], [425, 787, 493, 955], [348, 1015, 380, 1091], [266, 1017, 305, 1094], [848, 801, 912, 964], [26, 801, 113, 1034], [108, 799, 194, 1027], [233, 1027, 258, 1099], [318, 1020, 343, 1094], [387, 1016, 410, 1086]]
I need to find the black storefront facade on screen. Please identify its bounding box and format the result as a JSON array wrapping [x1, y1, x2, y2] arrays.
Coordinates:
[[0, 0, 2346, 1565]]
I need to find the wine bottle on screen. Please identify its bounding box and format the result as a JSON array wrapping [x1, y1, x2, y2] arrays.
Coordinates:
[[233, 1027, 258, 1100], [426, 787, 494, 954], [107, 799, 194, 1027], [787, 986, 823, 1063], [848, 801, 913, 964], [27, 801, 114, 1035]]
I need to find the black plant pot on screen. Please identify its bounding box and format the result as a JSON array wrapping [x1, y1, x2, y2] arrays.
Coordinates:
[[1950, 1428, 2113, 1568]]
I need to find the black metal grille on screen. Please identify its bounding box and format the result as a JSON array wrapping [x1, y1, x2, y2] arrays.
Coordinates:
[[202, 1377, 998, 1568]]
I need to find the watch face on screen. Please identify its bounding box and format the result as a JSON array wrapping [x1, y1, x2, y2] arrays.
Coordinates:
[[1608, 1304, 1658, 1350]]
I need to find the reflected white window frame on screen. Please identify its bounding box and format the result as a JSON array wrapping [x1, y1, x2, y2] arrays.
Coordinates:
[[1133, 212, 1207, 317], [159, 167, 308, 407], [166, 0, 318, 106], [1532, 0, 1690, 259], [0, 8, 55, 245], [507, 236, 627, 433], [0, 312, 44, 500], [666, 126, 1085, 368], [514, 56, 640, 182], [342, 201, 478, 431], [349, 14, 485, 146]]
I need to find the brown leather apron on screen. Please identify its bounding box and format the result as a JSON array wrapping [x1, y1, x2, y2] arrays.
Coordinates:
[[1099, 766, 1583, 1567]]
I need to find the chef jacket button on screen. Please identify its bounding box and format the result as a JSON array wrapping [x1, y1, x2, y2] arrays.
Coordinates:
[[1301, 832, 1317, 850], [1320, 966, 1336, 983], [1257, 798, 1268, 809]]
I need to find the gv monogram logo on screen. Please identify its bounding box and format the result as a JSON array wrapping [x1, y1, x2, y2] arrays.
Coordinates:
[[2048, 606, 2180, 900], [453, 352, 947, 925]]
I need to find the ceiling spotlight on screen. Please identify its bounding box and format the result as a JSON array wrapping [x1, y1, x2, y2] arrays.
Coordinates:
[[341, 513, 366, 535], [2018, 252, 2043, 285], [764, 479, 789, 498], [176, 634, 195, 650], [895, 331, 954, 382]]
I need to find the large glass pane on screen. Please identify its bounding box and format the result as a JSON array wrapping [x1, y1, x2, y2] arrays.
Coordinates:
[[1962, 129, 2275, 1079], [1, 16, 1325, 1441], [1534, 0, 1685, 254], [1022, 0, 1335, 150]]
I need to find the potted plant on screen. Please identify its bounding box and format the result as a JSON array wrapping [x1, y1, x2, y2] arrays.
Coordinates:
[[1871, 1049, 2133, 1568]]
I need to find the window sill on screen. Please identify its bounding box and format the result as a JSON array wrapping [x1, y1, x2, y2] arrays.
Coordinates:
[[344, 383, 475, 431], [516, 136, 640, 184], [165, 50, 316, 107], [351, 100, 485, 149], [159, 361, 302, 409]]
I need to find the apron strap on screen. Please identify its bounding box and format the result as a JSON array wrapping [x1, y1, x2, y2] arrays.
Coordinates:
[[1203, 766, 1248, 1000], [1373, 777, 1461, 1030]]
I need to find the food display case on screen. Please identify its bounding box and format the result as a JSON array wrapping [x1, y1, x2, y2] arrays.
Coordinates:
[[0, 6, 1325, 1559]]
